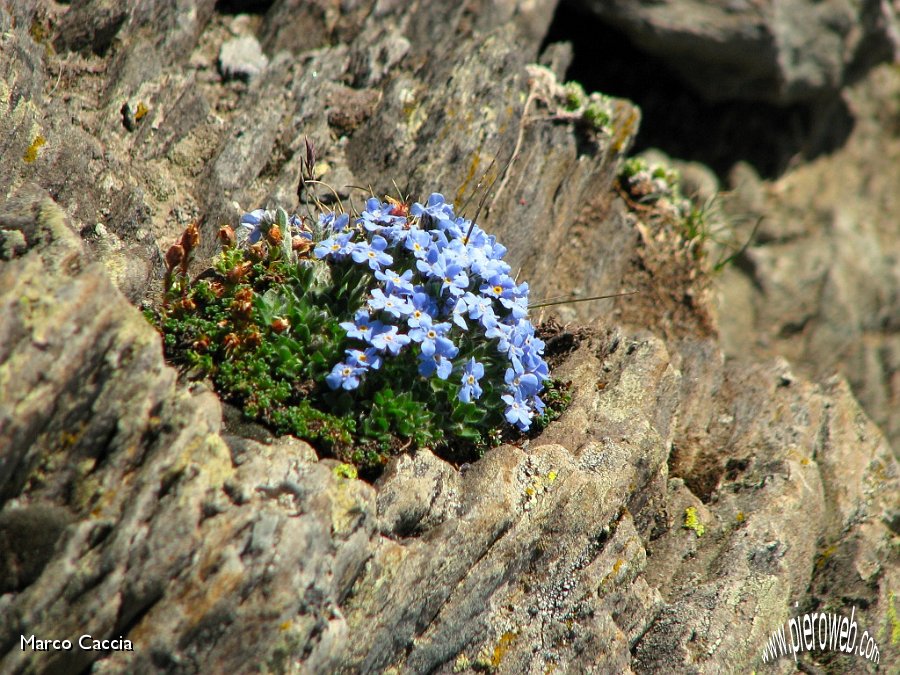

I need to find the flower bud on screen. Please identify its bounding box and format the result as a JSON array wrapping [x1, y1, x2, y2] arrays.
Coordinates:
[[192, 335, 210, 352], [266, 224, 282, 246], [226, 261, 252, 284], [247, 241, 267, 260], [234, 287, 253, 303], [218, 225, 236, 249], [165, 243, 185, 272], [271, 317, 290, 333], [292, 236, 313, 255], [180, 297, 196, 312], [232, 287, 254, 317], [181, 222, 200, 254], [223, 333, 241, 352]]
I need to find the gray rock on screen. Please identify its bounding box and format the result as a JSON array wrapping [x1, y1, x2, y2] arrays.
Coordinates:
[[574, 0, 899, 103], [718, 64, 900, 450], [218, 35, 269, 82]]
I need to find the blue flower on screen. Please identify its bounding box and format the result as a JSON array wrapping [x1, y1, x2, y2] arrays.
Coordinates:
[[419, 352, 454, 380], [414, 245, 445, 280], [430, 213, 466, 239], [410, 193, 455, 222], [505, 367, 540, 397], [326, 362, 365, 390], [502, 391, 533, 430], [406, 292, 438, 329], [438, 261, 469, 298], [469, 250, 511, 280], [368, 288, 413, 319], [314, 231, 354, 260], [351, 235, 393, 271], [500, 295, 529, 320], [448, 296, 469, 330], [458, 292, 495, 325], [374, 268, 415, 296], [480, 273, 516, 300], [404, 228, 434, 259], [346, 347, 383, 371], [409, 315, 457, 358], [369, 324, 411, 355], [340, 310, 384, 342], [319, 211, 350, 233], [521, 350, 549, 380], [459, 358, 484, 403], [361, 198, 407, 233], [485, 321, 513, 348], [238, 208, 271, 244]]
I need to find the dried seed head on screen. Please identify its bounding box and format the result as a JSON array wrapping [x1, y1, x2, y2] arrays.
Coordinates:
[[271, 317, 290, 333], [233, 287, 254, 303], [247, 241, 267, 260], [192, 335, 210, 352], [386, 196, 409, 217], [226, 261, 252, 284], [165, 243, 185, 272], [218, 225, 236, 249], [232, 287, 254, 317], [180, 297, 196, 312], [244, 330, 262, 348], [181, 222, 200, 254], [266, 224, 282, 246], [292, 235, 313, 255], [223, 332, 241, 351]]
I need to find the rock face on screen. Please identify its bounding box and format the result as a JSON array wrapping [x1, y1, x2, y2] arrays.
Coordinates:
[[573, 0, 900, 104], [716, 63, 900, 453], [1, 2, 898, 674]]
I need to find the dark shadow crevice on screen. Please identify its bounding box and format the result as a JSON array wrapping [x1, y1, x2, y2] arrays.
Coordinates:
[[541, 2, 854, 180]]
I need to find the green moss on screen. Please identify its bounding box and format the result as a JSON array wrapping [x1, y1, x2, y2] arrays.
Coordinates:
[[563, 82, 586, 112], [583, 101, 610, 130], [453, 654, 471, 673], [888, 592, 900, 645], [333, 463, 358, 480], [683, 506, 705, 537], [534, 378, 571, 429]]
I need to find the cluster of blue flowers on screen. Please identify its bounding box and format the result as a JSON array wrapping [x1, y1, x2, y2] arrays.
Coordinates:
[[307, 193, 549, 431]]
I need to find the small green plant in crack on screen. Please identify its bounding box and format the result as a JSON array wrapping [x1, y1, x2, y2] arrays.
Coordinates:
[[617, 156, 756, 270], [559, 79, 613, 132], [148, 184, 559, 475]]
